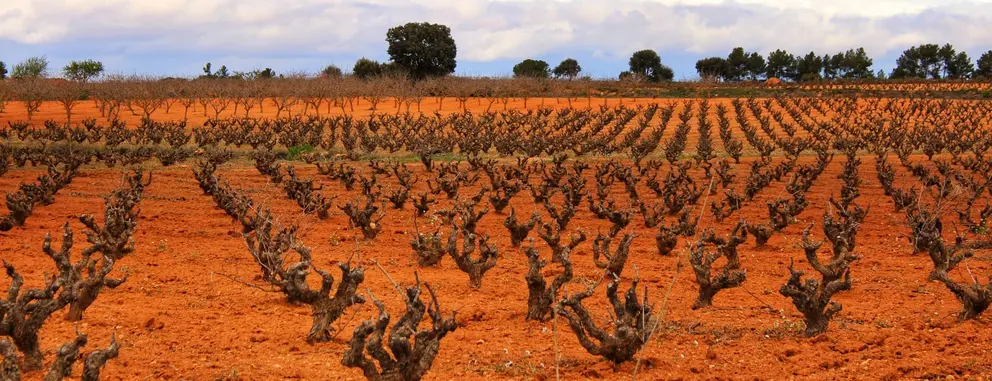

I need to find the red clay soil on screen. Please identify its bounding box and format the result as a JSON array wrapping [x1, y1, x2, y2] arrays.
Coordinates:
[[1, 100, 991, 380], [1, 96, 666, 127]]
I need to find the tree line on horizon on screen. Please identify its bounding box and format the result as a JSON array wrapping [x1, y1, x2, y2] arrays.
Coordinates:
[[2, 22, 992, 83], [694, 44, 989, 82]]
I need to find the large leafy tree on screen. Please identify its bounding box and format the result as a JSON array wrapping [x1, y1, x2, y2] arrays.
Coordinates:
[[62, 59, 105, 82], [0, 61, 6, 79], [840, 48, 874, 79], [726, 47, 749, 81], [891, 43, 974, 79], [380, 61, 408, 77], [695, 57, 731, 81], [716, 47, 766, 80], [322, 64, 343, 78], [628, 49, 674, 82], [918, 44, 945, 78], [513, 59, 550, 78], [655, 65, 675, 81], [795, 51, 824, 81], [824, 49, 874, 79], [823, 53, 842, 79], [552, 58, 581, 79], [891, 44, 943, 79], [352, 58, 383, 80], [11, 56, 49, 79], [977, 50, 992, 79], [386, 22, 457, 79], [937, 44, 957, 78], [945, 51, 974, 79], [765, 49, 796, 80], [745, 52, 766, 80]]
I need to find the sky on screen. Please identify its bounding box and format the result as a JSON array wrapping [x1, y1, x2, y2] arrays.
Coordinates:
[[1, 0, 991, 79]]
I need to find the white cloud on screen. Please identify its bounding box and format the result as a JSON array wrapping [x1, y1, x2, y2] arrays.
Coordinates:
[[0, 0, 990, 72]]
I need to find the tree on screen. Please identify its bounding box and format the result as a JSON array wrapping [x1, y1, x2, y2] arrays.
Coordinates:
[[745, 52, 766, 80], [891, 44, 943, 79], [200, 63, 230, 79], [352, 58, 383, 80], [919, 44, 945, 78], [215, 65, 230, 79], [234, 68, 276, 80], [321, 64, 343, 78], [380, 61, 408, 78], [62, 59, 104, 82], [513, 59, 550, 78], [256, 68, 276, 79], [946, 51, 974, 79], [385, 22, 457, 79], [831, 48, 874, 79], [656, 65, 675, 81], [11, 56, 49, 79], [695, 57, 731, 81], [938, 43, 957, 78], [726, 47, 749, 81], [718, 47, 766, 81], [977, 50, 992, 79], [765, 49, 796, 80], [628, 49, 674, 82], [795, 51, 824, 81], [552, 58, 581, 79], [823, 53, 842, 79], [0, 61, 6, 79]]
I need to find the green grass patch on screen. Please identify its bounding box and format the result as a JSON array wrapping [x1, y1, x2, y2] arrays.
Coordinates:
[[286, 144, 314, 160]]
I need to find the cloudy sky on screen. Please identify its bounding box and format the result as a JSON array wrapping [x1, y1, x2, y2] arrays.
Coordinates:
[[1, 0, 990, 78]]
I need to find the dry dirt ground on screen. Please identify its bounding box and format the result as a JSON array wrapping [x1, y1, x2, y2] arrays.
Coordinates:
[[1, 99, 991, 380]]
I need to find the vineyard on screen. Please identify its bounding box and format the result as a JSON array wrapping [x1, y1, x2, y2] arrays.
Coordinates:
[[1, 89, 992, 380]]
